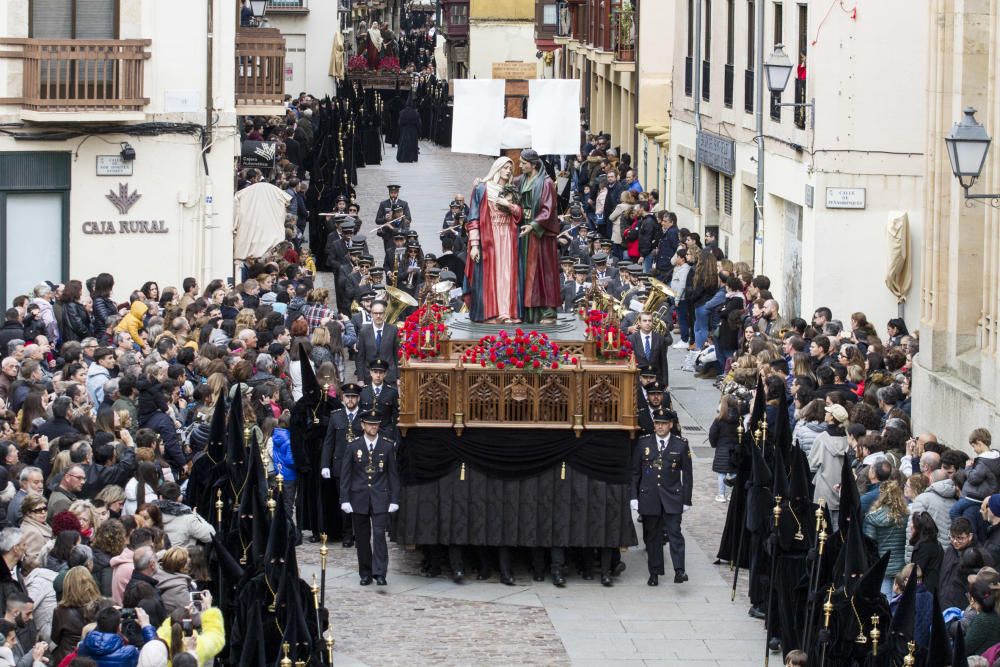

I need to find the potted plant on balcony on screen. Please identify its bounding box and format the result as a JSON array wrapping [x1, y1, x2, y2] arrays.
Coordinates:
[[616, 0, 635, 62]]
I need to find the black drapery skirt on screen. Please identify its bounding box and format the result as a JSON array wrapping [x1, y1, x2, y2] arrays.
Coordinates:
[[397, 427, 638, 548]]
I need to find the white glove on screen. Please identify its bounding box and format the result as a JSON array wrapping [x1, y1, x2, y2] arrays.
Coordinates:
[[388, 503, 399, 513], [629, 499, 638, 512], [683, 505, 692, 513], [320, 468, 331, 479], [341, 502, 353, 514]]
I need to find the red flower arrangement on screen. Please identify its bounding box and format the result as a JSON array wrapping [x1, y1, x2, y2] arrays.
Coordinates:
[[461, 329, 577, 372], [378, 55, 401, 73], [581, 309, 633, 360], [347, 55, 369, 72], [399, 304, 448, 361]]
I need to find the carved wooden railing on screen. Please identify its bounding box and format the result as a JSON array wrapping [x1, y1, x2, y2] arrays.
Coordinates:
[[398, 360, 638, 436], [0, 38, 151, 113], [235, 29, 285, 108]]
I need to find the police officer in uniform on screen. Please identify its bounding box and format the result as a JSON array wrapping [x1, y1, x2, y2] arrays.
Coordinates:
[[340, 407, 400, 586], [636, 381, 667, 435], [320, 382, 364, 548], [359, 358, 399, 440], [630, 408, 692, 586]]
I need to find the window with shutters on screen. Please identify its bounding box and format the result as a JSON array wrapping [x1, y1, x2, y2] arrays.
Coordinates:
[[30, 0, 118, 39]]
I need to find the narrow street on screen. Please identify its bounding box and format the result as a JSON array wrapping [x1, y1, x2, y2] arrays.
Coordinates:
[[304, 141, 766, 667]]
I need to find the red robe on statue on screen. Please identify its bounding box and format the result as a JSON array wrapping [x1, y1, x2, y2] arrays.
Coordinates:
[[464, 181, 523, 322]]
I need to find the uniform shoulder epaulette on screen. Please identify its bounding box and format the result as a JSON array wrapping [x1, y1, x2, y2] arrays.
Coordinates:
[[382, 438, 396, 446]]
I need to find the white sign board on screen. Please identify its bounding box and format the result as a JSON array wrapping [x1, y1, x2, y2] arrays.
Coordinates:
[[528, 79, 581, 155], [451, 79, 505, 155], [825, 187, 866, 209], [96, 155, 133, 177]]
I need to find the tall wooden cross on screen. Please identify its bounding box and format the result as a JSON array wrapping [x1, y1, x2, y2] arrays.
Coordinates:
[[491, 61, 537, 176]]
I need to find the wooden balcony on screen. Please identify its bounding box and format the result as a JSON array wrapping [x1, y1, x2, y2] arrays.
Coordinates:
[[235, 28, 286, 116], [0, 38, 150, 122]]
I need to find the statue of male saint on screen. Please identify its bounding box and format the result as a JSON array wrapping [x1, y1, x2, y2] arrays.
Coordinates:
[[465, 156, 524, 323], [515, 149, 561, 324]]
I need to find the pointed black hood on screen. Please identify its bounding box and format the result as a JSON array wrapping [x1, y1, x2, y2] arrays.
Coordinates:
[[299, 342, 320, 403]]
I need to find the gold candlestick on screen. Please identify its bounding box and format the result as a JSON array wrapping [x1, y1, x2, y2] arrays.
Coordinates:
[[267, 489, 276, 518], [320, 534, 329, 570], [822, 586, 834, 628], [280, 643, 292, 667], [773, 495, 783, 528], [215, 489, 223, 524], [869, 614, 880, 655], [311, 574, 320, 609], [276, 471, 284, 495], [902, 640, 916, 667], [326, 635, 335, 665]]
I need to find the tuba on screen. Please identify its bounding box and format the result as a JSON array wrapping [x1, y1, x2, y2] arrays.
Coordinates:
[[383, 285, 418, 323], [642, 277, 676, 314]]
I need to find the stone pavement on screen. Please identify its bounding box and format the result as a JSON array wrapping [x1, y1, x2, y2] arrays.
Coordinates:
[[306, 142, 766, 666]]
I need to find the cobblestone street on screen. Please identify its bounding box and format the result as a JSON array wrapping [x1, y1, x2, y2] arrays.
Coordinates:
[[307, 142, 764, 666]]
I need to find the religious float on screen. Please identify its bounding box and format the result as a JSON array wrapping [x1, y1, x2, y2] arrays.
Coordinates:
[[393, 302, 640, 551]]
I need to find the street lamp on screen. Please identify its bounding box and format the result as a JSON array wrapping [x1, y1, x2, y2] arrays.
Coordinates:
[[944, 106, 998, 204], [764, 44, 794, 94], [248, 0, 268, 26], [763, 43, 815, 128]]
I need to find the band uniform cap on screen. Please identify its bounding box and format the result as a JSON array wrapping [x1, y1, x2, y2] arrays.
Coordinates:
[[439, 270, 457, 282], [391, 204, 405, 212], [592, 252, 608, 263], [361, 408, 383, 423], [646, 381, 665, 394], [369, 358, 390, 372], [387, 184, 401, 190], [560, 256, 576, 265], [573, 264, 589, 274], [428, 267, 442, 276], [449, 200, 461, 208], [423, 253, 437, 262], [600, 239, 614, 247], [638, 365, 657, 377], [358, 256, 374, 267], [341, 383, 362, 396], [336, 195, 348, 202], [406, 230, 420, 238], [653, 407, 677, 422], [393, 231, 406, 240]]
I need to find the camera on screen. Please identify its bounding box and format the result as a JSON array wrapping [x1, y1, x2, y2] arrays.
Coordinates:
[[181, 619, 194, 636], [121, 608, 137, 622], [189, 591, 203, 611]]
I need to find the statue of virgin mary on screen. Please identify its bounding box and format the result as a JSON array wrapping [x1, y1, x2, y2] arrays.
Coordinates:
[[463, 156, 524, 323]]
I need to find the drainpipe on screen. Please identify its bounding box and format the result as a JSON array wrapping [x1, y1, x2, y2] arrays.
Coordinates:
[[203, 0, 215, 284], [692, 0, 702, 221], [632, 0, 640, 168], [753, 0, 764, 274]]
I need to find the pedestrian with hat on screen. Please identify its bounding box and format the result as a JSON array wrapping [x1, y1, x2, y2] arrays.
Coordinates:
[[631, 407, 692, 586], [359, 358, 399, 441], [321, 382, 365, 548], [340, 407, 400, 586], [562, 264, 591, 312], [806, 403, 851, 527], [637, 381, 668, 435], [375, 184, 411, 233]]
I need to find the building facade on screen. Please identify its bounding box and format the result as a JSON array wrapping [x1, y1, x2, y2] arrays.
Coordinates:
[[0, 0, 284, 304], [554, 0, 638, 160], [912, 1, 1000, 445], [667, 0, 925, 326], [469, 0, 537, 80], [440, 0, 470, 79], [265, 0, 349, 99]]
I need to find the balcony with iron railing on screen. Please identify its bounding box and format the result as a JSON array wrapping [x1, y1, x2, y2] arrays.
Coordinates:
[[724, 63, 734, 108], [610, 10, 634, 62], [0, 38, 151, 121], [235, 28, 286, 115], [744, 68, 753, 113], [266, 0, 308, 10], [684, 56, 693, 96]]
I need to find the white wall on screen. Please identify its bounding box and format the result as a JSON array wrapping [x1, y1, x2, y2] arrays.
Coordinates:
[[0, 0, 240, 291], [468, 21, 537, 80], [267, 3, 343, 98]]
